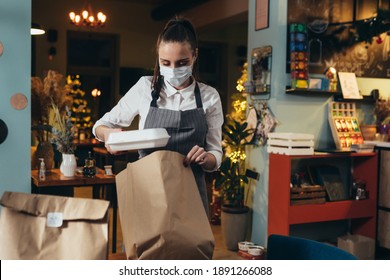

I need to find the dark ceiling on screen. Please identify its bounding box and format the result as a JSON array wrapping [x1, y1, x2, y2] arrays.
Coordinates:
[[122, 0, 211, 21]]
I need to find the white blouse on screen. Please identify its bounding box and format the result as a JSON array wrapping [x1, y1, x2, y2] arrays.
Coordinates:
[[92, 76, 224, 170]]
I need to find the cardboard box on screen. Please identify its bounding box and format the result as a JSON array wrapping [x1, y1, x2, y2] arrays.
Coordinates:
[[337, 234, 375, 260]]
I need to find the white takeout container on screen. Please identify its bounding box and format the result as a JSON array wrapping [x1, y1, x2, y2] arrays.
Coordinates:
[[106, 128, 170, 151]]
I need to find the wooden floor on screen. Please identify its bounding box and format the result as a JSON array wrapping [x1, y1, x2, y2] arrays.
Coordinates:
[[74, 187, 241, 260]]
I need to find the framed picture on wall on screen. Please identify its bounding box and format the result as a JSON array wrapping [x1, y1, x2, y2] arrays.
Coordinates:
[[255, 0, 269, 30]]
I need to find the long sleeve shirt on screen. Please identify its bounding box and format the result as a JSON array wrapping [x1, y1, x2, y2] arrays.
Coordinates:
[[92, 76, 224, 170]]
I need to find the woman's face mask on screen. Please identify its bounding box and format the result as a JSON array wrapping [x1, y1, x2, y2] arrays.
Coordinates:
[[159, 64, 192, 87]]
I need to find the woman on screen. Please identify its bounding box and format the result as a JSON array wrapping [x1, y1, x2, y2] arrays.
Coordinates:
[[93, 17, 223, 212]]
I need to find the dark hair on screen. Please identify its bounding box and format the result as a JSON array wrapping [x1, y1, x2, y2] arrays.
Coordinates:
[[151, 16, 199, 91]]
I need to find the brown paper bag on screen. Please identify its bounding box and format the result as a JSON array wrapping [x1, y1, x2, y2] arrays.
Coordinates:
[[0, 191, 110, 260], [116, 150, 215, 259]]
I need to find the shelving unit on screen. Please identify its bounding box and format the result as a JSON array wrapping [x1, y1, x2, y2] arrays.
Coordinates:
[[268, 152, 378, 239], [373, 143, 390, 259]]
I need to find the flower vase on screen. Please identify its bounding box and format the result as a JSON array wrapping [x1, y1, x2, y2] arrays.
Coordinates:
[[60, 154, 77, 177]]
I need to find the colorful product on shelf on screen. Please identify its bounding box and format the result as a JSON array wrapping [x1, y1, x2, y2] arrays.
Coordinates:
[[325, 67, 338, 92], [289, 23, 309, 89], [328, 102, 364, 150]]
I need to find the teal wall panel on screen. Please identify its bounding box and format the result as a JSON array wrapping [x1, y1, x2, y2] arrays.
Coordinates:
[[0, 0, 31, 201]]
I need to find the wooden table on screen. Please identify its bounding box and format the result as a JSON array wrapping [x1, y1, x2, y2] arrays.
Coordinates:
[[73, 138, 104, 167], [31, 168, 118, 253], [93, 146, 138, 173]]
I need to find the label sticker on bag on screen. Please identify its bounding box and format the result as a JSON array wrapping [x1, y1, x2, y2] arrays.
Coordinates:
[[47, 212, 63, 227]]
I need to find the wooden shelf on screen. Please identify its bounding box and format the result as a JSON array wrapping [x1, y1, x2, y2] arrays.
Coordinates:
[[288, 152, 376, 159], [286, 87, 339, 96], [289, 199, 376, 224], [333, 94, 376, 103], [285, 87, 375, 103], [268, 152, 378, 239]]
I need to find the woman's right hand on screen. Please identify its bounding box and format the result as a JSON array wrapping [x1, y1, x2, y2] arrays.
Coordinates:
[[95, 126, 122, 154]]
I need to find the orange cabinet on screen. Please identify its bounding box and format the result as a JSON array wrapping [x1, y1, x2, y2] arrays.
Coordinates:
[[268, 152, 378, 239]]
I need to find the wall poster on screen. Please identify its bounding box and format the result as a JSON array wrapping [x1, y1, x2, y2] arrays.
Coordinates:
[[256, 0, 269, 30], [287, 0, 390, 78]]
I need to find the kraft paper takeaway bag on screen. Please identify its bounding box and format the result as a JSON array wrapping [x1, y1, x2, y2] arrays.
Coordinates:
[[0, 191, 110, 260], [116, 150, 215, 259]]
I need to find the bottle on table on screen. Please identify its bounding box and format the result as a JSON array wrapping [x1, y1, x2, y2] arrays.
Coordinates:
[[83, 151, 96, 177], [39, 158, 46, 181]]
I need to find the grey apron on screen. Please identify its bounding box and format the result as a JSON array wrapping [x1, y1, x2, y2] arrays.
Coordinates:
[[139, 83, 209, 213]]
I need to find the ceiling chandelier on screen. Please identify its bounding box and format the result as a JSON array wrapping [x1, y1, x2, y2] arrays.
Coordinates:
[[69, 1, 107, 28]]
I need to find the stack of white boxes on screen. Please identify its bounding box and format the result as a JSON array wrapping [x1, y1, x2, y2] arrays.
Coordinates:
[[267, 132, 314, 155]]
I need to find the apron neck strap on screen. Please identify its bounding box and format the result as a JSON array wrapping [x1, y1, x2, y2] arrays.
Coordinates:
[[194, 83, 202, 109], [150, 89, 159, 107]]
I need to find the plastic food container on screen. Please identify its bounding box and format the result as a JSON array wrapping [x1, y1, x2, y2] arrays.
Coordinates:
[[106, 128, 170, 151]]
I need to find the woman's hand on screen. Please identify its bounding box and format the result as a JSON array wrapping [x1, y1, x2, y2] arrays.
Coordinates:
[[95, 126, 123, 154], [183, 145, 216, 171]]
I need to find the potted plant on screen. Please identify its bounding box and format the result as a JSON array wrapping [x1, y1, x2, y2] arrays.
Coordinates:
[[214, 117, 253, 250], [50, 101, 77, 177], [31, 70, 73, 170]]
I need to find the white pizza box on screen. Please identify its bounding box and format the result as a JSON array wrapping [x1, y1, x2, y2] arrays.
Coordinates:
[[267, 145, 314, 155], [106, 128, 170, 151], [268, 139, 314, 148], [267, 133, 314, 155]]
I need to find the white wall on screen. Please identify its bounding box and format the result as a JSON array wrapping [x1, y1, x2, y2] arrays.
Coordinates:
[[247, 0, 390, 246], [357, 77, 390, 98], [0, 0, 31, 200]]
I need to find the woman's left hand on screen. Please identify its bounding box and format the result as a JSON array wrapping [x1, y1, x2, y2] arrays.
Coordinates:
[[183, 145, 216, 170]]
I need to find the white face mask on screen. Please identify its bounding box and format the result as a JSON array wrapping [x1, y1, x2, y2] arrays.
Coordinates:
[[159, 65, 192, 87]]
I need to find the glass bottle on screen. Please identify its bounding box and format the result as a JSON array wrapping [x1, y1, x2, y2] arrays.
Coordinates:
[[39, 158, 46, 181], [83, 151, 96, 177]]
